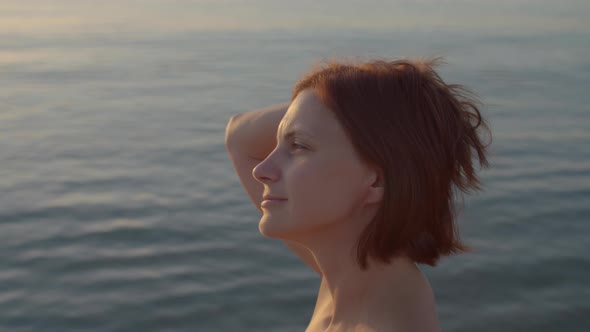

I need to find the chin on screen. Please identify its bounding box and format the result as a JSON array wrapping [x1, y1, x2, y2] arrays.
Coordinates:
[[258, 215, 303, 240], [259, 216, 330, 243], [258, 215, 285, 238]]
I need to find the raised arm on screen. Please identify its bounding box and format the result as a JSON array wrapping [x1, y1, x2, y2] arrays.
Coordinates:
[[224, 102, 289, 208], [224, 102, 322, 277]]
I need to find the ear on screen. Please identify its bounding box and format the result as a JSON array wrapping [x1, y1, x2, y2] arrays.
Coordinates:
[[363, 167, 384, 205]]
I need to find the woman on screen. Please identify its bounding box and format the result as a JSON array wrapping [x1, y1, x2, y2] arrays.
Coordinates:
[[224, 57, 491, 331]]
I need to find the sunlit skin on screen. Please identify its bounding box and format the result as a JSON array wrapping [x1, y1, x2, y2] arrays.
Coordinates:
[[253, 88, 382, 241], [252, 89, 439, 331]]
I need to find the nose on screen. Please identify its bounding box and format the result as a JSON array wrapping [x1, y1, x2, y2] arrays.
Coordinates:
[[252, 155, 279, 183]]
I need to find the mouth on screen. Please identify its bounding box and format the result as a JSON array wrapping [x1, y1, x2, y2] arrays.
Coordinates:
[[261, 199, 287, 207]]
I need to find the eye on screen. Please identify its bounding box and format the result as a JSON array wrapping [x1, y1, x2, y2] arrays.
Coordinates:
[[290, 142, 306, 151]]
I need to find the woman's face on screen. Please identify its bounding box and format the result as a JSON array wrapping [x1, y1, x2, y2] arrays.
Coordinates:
[[253, 89, 381, 240]]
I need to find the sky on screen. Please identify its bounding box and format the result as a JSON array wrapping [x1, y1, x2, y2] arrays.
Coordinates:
[[0, 0, 588, 37]]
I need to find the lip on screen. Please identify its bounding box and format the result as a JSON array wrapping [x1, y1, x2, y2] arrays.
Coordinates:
[[261, 194, 287, 208], [261, 199, 287, 207], [263, 194, 287, 200]]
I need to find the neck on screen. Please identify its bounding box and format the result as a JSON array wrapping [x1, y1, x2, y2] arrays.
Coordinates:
[[294, 220, 421, 326]]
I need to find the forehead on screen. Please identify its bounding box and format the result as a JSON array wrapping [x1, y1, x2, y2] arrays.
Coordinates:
[[279, 89, 338, 138]]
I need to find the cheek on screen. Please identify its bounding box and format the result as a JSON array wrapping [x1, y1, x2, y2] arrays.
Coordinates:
[[287, 159, 360, 218]]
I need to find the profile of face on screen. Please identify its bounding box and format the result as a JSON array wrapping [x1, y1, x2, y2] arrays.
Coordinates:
[[252, 89, 384, 241]]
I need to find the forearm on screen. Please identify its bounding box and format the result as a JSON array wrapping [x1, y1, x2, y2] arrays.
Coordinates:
[[225, 102, 290, 160]]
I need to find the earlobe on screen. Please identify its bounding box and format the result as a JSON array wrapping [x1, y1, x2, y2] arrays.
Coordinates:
[[366, 184, 384, 205], [364, 170, 384, 205]]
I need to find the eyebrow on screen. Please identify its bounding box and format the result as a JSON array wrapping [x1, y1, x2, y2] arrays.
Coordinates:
[[276, 129, 316, 142]]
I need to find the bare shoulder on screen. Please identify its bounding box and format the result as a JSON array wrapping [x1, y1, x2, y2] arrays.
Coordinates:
[[365, 270, 441, 332], [387, 271, 441, 332]]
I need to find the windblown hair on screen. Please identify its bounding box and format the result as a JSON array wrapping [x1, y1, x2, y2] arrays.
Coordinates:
[[291, 56, 491, 270]]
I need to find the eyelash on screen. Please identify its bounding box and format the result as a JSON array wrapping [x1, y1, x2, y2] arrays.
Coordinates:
[[290, 142, 306, 150]]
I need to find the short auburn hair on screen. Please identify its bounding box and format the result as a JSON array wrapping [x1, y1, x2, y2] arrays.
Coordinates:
[[291, 56, 491, 269]]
